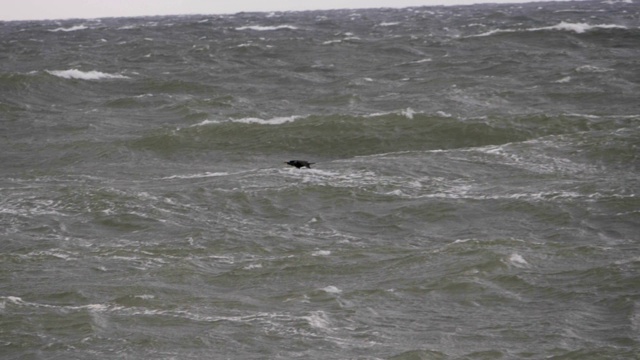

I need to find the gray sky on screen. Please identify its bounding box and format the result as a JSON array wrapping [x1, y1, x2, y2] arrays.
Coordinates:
[[0, 0, 538, 21]]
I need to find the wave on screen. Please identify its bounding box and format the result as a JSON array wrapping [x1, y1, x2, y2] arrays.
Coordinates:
[[536, 21, 628, 33], [131, 112, 638, 166], [235, 25, 298, 31], [160, 172, 231, 180], [45, 69, 130, 80], [191, 115, 303, 127], [575, 65, 613, 73], [130, 112, 558, 158], [189, 109, 420, 128], [48, 25, 88, 32], [468, 21, 628, 37]]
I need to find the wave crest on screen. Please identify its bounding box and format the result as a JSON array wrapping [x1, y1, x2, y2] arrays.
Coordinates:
[[46, 69, 130, 80], [48, 25, 88, 32], [469, 21, 628, 37]]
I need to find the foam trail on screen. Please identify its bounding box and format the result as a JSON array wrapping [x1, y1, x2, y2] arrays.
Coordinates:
[[49, 25, 88, 32], [535, 22, 627, 33], [469, 21, 627, 37], [236, 25, 298, 31], [161, 172, 230, 180], [192, 116, 302, 126], [508, 253, 530, 268], [46, 69, 130, 80]]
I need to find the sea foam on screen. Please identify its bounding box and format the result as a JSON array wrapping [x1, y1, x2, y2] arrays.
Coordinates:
[[46, 69, 129, 80], [470, 21, 627, 37], [535, 21, 627, 33], [49, 25, 88, 32], [192, 116, 302, 126], [236, 25, 298, 31]]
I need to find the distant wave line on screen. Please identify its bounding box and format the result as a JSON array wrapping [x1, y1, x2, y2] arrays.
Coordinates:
[[189, 108, 428, 128], [160, 172, 230, 180], [46, 69, 130, 80], [468, 21, 628, 37], [235, 25, 298, 31], [48, 25, 88, 32]]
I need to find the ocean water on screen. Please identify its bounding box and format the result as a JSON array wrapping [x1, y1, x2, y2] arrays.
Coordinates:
[[1, 1, 639, 359]]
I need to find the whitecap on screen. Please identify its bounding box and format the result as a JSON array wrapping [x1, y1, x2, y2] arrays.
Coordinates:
[[312, 250, 331, 257], [363, 111, 395, 118], [507, 253, 529, 268], [189, 119, 221, 127], [540, 22, 627, 33], [3, 296, 25, 305], [161, 172, 229, 180], [49, 25, 88, 32], [134, 294, 155, 300], [0, 296, 110, 312], [321, 286, 342, 294], [303, 311, 332, 330], [233, 115, 301, 125], [402, 107, 415, 119], [530, 21, 627, 33], [297, 168, 340, 178], [468, 29, 516, 37], [469, 21, 627, 37], [192, 116, 302, 126], [575, 65, 613, 73], [385, 189, 405, 197], [554, 76, 572, 83], [364, 108, 421, 119], [46, 69, 129, 80], [243, 263, 263, 270], [236, 25, 298, 31]]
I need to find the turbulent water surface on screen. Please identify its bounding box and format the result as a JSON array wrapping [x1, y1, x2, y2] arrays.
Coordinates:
[[1, 1, 639, 358]]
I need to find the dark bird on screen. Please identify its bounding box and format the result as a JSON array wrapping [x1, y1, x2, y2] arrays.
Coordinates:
[[285, 160, 315, 169]]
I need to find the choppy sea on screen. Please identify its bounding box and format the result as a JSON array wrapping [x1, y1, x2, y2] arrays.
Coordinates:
[[1, 1, 639, 358]]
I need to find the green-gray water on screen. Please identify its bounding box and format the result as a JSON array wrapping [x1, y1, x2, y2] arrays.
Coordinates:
[[1, 1, 639, 358]]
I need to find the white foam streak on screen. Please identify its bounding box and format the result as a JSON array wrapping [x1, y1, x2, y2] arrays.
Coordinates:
[[234, 116, 301, 125], [402, 108, 416, 119], [554, 76, 572, 83], [468, 29, 516, 37], [507, 253, 530, 268], [47, 69, 129, 80], [539, 21, 627, 33], [161, 172, 230, 180], [364, 108, 419, 119], [192, 109, 428, 128], [576, 65, 613, 73], [1, 296, 111, 312], [470, 21, 627, 37], [192, 115, 302, 127], [49, 25, 88, 32], [236, 25, 298, 31], [321, 286, 342, 294], [303, 311, 332, 331], [312, 250, 331, 257]]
